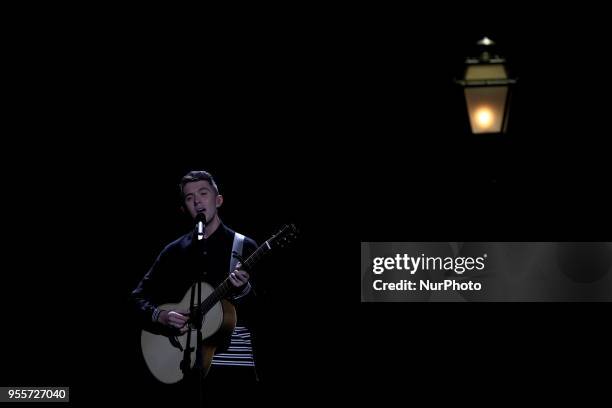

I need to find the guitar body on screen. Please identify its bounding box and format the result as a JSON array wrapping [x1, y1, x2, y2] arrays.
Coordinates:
[[140, 281, 237, 384]]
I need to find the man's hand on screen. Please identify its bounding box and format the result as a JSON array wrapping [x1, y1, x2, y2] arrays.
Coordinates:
[[158, 310, 189, 333], [229, 264, 250, 288]]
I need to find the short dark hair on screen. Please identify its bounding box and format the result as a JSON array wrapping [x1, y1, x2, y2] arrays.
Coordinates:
[[179, 170, 220, 197]]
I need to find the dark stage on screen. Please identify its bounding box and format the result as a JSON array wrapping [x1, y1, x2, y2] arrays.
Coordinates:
[[1, 7, 611, 406]]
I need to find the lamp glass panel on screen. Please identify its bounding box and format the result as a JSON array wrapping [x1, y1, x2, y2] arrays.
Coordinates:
[[464, 86, 508, 133], [465, 64, 507, 80]]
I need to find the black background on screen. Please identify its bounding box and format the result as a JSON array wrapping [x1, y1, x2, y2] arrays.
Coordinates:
[[1, 4, 610, 406]]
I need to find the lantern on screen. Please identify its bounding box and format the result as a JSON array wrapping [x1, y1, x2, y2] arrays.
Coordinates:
[[457, 37, 517, 134]]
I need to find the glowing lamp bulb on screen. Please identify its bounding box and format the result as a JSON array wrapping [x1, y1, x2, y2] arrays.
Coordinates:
[[475, 107, 494, 129]]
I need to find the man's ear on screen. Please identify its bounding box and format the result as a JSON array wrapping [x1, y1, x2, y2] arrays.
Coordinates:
[[216, 194, 224, 208]]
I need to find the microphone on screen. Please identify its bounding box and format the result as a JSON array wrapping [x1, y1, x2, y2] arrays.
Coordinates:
[[195, 212, 206, 241]]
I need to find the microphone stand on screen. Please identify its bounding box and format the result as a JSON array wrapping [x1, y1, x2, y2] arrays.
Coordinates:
[[188, 213, 207, 406], [180, 272, 204, 406]]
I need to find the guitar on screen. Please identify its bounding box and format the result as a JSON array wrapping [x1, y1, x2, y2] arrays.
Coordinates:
[[140, 224, 297, 384]]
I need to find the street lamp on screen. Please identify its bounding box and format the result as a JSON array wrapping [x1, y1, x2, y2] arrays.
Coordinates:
[[456, 37, 517, 134]]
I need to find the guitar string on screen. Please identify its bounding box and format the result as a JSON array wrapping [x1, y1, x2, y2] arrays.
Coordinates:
[[197, 227, 293, 316]]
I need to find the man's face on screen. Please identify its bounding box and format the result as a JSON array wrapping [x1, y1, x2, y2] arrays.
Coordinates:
[[182, 180, 222, 222]]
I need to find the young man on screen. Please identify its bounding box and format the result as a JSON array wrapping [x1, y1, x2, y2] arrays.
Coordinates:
[[131, 170, 262, 405]]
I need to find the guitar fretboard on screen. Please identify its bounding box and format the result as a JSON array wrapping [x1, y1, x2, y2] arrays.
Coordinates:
[[198, 239, 272, 315]]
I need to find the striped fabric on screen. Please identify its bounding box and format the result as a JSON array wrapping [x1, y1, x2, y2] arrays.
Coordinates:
[[211, 326, 255, 367]]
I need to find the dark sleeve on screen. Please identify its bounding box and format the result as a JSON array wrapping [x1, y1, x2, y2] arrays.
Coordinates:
[[130, 247, 170, 331]]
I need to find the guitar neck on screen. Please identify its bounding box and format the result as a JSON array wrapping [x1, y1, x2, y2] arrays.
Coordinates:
[[198, 239, 273, 313]]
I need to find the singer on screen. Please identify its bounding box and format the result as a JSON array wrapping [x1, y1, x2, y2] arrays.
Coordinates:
[[130, 170, 263, 406]]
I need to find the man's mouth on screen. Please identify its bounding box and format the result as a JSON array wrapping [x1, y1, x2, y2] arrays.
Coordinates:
[[196, 208, 206, 214]]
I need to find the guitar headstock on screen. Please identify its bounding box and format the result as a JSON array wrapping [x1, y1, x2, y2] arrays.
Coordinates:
[[268, 223, 298, 249]]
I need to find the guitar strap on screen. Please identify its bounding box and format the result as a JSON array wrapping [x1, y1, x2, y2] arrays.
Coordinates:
[[229, 232, 245, 273]]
